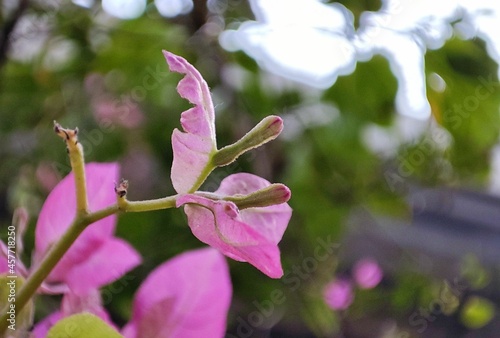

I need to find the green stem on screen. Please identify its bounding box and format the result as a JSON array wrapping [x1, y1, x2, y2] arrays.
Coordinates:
[[118, 195, 178, 212], [188, 162, 216, 193], [53, 122, 89, 214], [0, 192, 181, 334], [69, 142, 89, 214], [212, 115, 283, 167], [0, 205, 117, 333]]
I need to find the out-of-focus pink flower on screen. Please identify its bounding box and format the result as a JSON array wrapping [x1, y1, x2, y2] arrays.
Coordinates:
[[32, 289, 113, 338], [93, 96, 145, 129], [352, 258, 383, 289], [36, 162, 62, 193], [177, 173, 292, 278], [164, 50, 217, 194], [33, 162, 141, 294], [122, 247, 232, 338], [324, 279, 354, 310], [85, 72, 145, 129]]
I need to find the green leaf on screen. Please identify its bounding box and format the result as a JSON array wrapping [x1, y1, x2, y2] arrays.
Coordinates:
[[47, 312, 124, 338], [460, 296, 495, 329]]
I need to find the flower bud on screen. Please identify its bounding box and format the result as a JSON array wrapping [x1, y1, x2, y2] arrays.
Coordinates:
[[213, 116, 283, 167], [226, 183, 291, 209]]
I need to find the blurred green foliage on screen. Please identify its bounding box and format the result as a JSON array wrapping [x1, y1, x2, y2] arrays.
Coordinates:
[[1, 1, 500, 337]]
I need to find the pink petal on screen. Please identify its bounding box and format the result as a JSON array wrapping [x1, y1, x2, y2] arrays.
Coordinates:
[[125, 298, 175, 338], [0, 240, 28, 277], [35, 163, 118, 254], [32, 290, 114, 337], [61, 289, 114, 327], [0, 241, 8, 274], [178, 195, 284, 278], [124, 248, 231, 338], [33, 163, 121, 288], [63, 238, 141, 294], [32, 311, 63, 338], [163, 51, 217, 193], [215, 173, 292, 244]]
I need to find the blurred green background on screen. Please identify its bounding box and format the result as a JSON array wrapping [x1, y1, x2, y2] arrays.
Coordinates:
[[1, 1, 500, 337]]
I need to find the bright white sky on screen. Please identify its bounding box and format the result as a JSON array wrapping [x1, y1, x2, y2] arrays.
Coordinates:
[[100, 0, 193, 19], [73, 0, 500, 121], [219, 0, 500, 120]]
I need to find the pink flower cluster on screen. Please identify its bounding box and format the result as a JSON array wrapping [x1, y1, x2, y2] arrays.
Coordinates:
[[27, 163, 234, 338], [166, 50, 292, 279], [0, 51, 292, 337], [324, 258, 383, 311]]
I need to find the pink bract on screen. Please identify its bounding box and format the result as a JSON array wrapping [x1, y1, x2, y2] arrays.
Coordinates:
[[164, 51, 217, 194], [122, 247, 232, 338], [177, 173, 292, 278], [33, 162, 141, 294], [32, 289, 113, 338]]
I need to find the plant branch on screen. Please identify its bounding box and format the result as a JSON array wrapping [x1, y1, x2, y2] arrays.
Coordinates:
[[118, 195, 178, 212], [115, 178, 178, 212], [54, 122, 89, 215]]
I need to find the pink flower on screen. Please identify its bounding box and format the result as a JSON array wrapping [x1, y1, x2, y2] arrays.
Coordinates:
[[85, 73, 145, 129], [177, 173, 292, 278], [32, 289, 114, 338], [36, 162, 62, 193], [164, 51, 217, 194], [163, 51, 292, 278], [122, 247, 232, 338], [324, 279, 354, 310], [353, 258, 383, 289], [33, 162, 141, 294]]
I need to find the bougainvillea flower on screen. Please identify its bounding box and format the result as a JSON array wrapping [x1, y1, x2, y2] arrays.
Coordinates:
[[122, 247, 232, 338], [33, 162, 141, 294], [164, 51, 284, 194], [32, 289, 113, 338], [353, 257, 383, 289], [164, 50, 217, 194], [324, 279, 354, 310], [177, 173, 292, 278]]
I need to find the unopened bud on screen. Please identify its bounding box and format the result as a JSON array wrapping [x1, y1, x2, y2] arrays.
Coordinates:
[[213, 116, 283, 166], [227, 183, 291, 209]]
